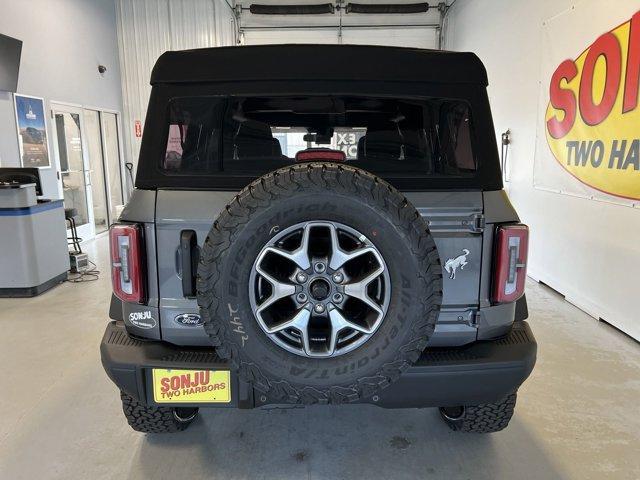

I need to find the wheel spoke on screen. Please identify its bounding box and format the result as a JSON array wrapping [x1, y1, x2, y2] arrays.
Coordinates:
[[256, 266, 296, 312], [264, 307, 311, 334], [328, 307, 373, 355], [343, 266, 384, 315], [298, 315, 313, 356], [328, 225, 378, 270], [330, 245, 377, 271], [263, 223, 312, 270]]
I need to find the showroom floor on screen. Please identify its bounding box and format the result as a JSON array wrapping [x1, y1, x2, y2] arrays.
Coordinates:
[[0, 237, 638, 480]]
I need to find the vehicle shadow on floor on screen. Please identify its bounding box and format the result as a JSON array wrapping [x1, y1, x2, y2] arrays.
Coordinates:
[[127, 404, 567, 480]]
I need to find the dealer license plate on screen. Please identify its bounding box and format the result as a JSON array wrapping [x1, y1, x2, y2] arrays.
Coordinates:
[[152, 369, 231, 404]]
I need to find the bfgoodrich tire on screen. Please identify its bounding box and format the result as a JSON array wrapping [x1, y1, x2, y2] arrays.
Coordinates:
[[439, 392, 518, 433], [197, 163, 442, 404], [120, 392, 198, 433]]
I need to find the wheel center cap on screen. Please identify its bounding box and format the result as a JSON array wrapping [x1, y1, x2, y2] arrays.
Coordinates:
[[309, 279, 331, 301]]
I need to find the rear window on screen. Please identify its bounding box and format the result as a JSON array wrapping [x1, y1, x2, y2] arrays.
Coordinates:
[[162, 95, 476, 178]]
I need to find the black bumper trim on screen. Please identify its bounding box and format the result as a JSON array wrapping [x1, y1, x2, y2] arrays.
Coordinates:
[[108, 293, 123, 321], [515, 294, 529, 321], [101, 320, 536, 409]]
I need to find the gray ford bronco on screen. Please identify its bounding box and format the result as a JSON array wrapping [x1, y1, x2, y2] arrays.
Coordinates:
[[101, 44, 536, 434]]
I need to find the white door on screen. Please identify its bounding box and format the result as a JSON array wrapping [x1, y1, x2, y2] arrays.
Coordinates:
[[83, 109, 126, 233], [101, 111, 126, 222], [244, 27, 437, 48], [50, 103, 95, 243], [240, 1, 440, 48], [243, 29, 340, 45], [341, 27, 438, 48], [83, 109, 110, 233]]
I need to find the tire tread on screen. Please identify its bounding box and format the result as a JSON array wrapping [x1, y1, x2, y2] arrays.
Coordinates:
[[120, 392, 195, 433], [441, 393, 518, 433]]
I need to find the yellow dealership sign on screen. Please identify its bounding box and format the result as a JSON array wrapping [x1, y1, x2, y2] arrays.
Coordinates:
[[545, 11, 640, 201], [152, 369, 231, 403]]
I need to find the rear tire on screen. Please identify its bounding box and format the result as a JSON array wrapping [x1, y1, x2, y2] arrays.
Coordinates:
[[197, 162, 442, 405], [120, 392, 198, 433], [439, 392, 517, 433]]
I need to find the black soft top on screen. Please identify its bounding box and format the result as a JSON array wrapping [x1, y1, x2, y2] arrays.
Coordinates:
[[151, 44, 488, 86]]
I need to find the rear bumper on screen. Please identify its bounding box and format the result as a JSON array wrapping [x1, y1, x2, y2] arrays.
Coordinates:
[[101, 320, 536, 409]]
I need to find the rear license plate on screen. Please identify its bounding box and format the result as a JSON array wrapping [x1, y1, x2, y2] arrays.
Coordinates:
[[152, 369, 231, 404]]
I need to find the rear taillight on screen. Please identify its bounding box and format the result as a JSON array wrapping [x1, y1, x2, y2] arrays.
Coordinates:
[[109, 223, 145, 303], [492, 224, 529, 304]]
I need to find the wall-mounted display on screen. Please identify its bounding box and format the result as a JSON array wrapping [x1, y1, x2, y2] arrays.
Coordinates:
[[14, 94, 50, 168]]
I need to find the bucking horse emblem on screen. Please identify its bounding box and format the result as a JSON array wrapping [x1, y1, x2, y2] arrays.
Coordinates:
[[444, 249, 470, 280]]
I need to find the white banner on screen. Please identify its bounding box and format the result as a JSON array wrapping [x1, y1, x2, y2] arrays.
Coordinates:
[[534, 3, 640, 207]]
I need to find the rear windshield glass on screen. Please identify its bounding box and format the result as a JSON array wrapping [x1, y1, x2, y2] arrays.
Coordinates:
[[162, 96, 476, 177]]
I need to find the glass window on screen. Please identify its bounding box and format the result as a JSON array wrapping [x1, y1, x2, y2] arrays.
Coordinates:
[[83, 109, 109, 233], [102, 112, 125, 221], [163, 97, 225, 174], [272, 127, 366, 160], [162, 96, 476, 178], [55, 111, 89, 226]]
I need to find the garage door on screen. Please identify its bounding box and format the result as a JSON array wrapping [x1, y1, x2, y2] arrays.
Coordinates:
[[240, 2, 441, 49], [243, 26, 438, 48], [341, 27, 438, 48], [243, 29, 340, 45]]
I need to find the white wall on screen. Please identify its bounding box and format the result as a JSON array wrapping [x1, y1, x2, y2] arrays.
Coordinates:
[[0, 0, 123, 199], [446, 0, 640, 339], [115, 0, 236, 174]]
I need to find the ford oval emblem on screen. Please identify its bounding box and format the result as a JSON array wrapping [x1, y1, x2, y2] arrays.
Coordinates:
[[174, 313, 204, 327]]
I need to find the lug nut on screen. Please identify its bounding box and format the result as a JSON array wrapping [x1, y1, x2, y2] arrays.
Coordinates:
[[332, 273, 344, 283], [296, 272, 307, 283], [332, 293, 343, 303], [314, 262, 326, 273], [314, 303, 326, 314], [297, 293, 308, 303]]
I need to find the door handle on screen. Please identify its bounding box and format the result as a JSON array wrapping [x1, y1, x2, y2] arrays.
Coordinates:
[[180, 230, 199, 297]]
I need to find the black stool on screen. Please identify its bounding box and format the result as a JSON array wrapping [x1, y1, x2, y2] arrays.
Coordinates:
[[65, 208, 82, 254]]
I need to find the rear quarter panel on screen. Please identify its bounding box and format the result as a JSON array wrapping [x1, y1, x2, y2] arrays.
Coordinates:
[[156, 191, 235, 344]]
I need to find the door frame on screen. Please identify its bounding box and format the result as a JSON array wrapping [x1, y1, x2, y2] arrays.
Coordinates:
[[82, 108, 111, 234], [49, 101, 96, 243], [84, 106, 128, 208]]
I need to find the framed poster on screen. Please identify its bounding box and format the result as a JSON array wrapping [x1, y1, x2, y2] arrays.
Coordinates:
[[14, 94, 51, 168]]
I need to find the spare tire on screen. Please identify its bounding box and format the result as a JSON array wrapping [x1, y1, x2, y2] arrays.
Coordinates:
[[197, 163, 442, 404]]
